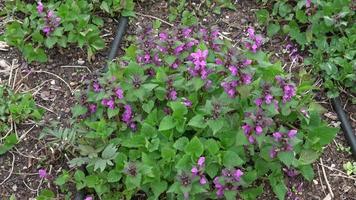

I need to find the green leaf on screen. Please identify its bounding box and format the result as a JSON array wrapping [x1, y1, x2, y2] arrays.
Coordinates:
[[173, 137, 189, 151], [299, 165, 314, 181], [240, 186, 264, 200], [169, 101, 188, 118], [0, 134, 18, 155], [277, 151, 294, 167], [102, 144, 118, 159], [71, 104, 87, 118], [269, 175, 287, 200], [256, 9, 269, 24], [151, 181, 168, 198], [298, 149, 320, 165], [267, 23, 280, 37], [205, 139, 220, 155], [207, 119, 224, 135], [185, 137, 204, 157], [85, 175, 99, 188], [223, 151, 244, 168], [107, 108, 120, 119], [159, 116, 176, 131], [188, 115, 206, 129], [44, 37, 58, 48], [54, 170, 70, 186], [309, 126, 338, 147], [108, 170, 122, 182]]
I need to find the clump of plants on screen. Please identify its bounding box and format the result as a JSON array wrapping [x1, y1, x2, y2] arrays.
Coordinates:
[[62, 25, 338, 200], [256, 0, 355, 98], [0, 85, 43, 154], [1, 0, 134, 62], [168, 0, 236, 26]]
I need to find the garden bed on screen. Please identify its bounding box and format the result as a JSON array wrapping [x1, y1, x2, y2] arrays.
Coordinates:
[[0, 0, 355, 199]]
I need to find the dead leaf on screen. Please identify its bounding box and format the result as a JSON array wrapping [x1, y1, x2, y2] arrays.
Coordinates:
[[323, 193, 332, 200], [0, 41, 9, 51]]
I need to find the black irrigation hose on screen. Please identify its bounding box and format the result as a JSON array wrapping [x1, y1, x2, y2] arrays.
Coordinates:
[[331, 97, 356, 159], [74, 16, 129, 200]]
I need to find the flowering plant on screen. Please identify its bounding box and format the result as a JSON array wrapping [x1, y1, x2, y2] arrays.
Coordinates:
[[256, 0, 355, 97], [67, 25, 338, 200], [1, 0, 134, 63]]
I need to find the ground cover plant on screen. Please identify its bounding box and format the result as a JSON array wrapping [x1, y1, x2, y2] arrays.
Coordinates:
[[47, 24, 341, 200], [0, 85, 43, 155], [1, 0, 134, 62], [256, 0, 355, 98]]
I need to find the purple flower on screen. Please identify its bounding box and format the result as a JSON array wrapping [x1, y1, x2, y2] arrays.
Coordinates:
[[269, 148, 277, 158], [43, 27, 51, 35], [215, 58, 223, 65], [174, 44, 185, 55], [182, 28, 192, 38], [242, 73, 252, 85], [115, 88, 124, 99], [200, 176, 207, 185], [273, 132, 282, 142], [167, 89, 177, 101], [182, 98, 192, 107], [106, 99, 115, 109], [122, 105, 133, 124], [228, 65, 238, 76], [159, 32, 168, 40], [255, 125, 263, 135], [37, 1, 43, 14], [306, 0, 311, 8], [191, 49, 208, 67], [191, 167, 198, 176], [283, 84, 296, 103], [38, 169, 47, 178], [213, 177, 224, 197], [254, 98, 263, 106], [89, 104, 97, 113], [84, 197, 93, 200], [233, 169, 243, 181], [197, 157, 205, 166], [301, 108, 310, 118], [247, 27, 255, 39], [248, 135, 255, 144], [288, 130, 297, 138], [242, 124, 252, 135], [265, 94, 273, 104], [242, 59, 252, 66]]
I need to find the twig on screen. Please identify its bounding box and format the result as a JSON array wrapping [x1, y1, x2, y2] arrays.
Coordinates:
[[0, 152, 15, 185], [329, 173, 356, 181], [19, 124, 37, 141], [61, 65, 92, 73], [33, 70, 73, 94], [13, 147, 40, 160], [22, 180, 38, 192], [318, 162, 348, 175], [35, 103, 58, 116], [136, 12, 173, 27], [316, 163, 326, 196], [12, 67, 19, 90], [320, 158, 334, 198]]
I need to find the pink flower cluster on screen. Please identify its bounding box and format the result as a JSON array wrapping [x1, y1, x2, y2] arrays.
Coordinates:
[[191, 157, 208, 185], [213, 168, 244, 197], [244, 27, 263, 53], [188, 49, 211, 79], [242, 109, 273, 143], [270, 129, 298, 158], [275, 76, 296, 103], [37, 2, 60, 36]]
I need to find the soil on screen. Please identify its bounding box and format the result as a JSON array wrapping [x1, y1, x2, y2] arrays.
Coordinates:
[[1, 0, 355, 199]]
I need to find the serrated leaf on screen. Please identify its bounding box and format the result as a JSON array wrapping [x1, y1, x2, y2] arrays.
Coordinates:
[[188, 115, 206, 129], [159, 116, 175, 131], [185, 137, 204, 157]]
